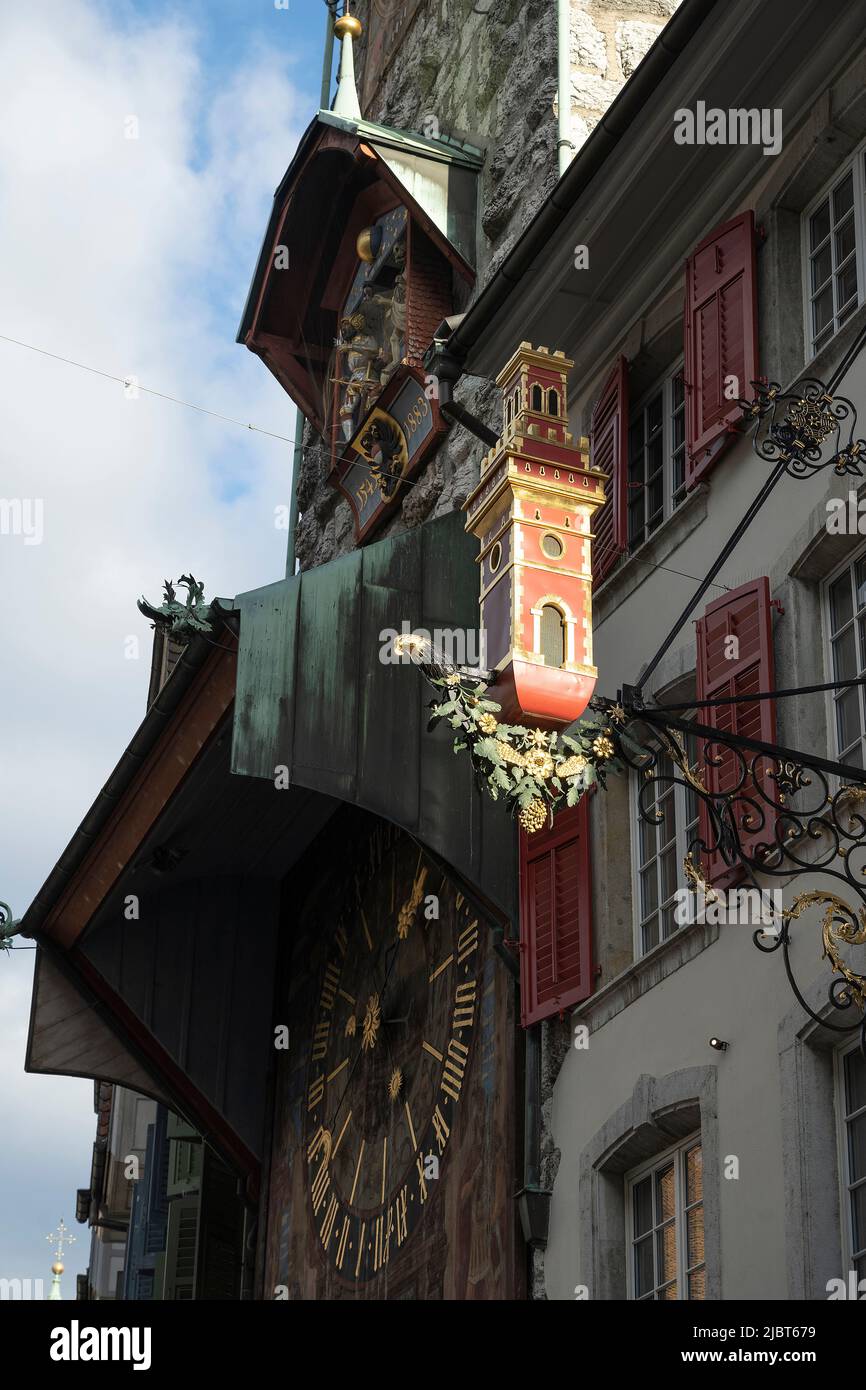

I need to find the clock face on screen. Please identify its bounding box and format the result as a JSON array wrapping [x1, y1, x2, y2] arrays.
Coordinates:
[[304, 823, 481, 1283]]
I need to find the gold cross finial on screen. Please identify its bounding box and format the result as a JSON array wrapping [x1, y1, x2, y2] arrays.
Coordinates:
[[46, 1217, 76, 1263]]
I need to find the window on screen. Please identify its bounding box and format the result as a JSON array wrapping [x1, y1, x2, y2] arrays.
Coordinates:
[[632, 725, 699, 955], [804, 147, 866, 358], [627, 1136, 705, 1300], [825, 551, 866, 767], [627, 365, 686, 551], [540, 604, 565, 668], [836, 1041, 866, 1279]]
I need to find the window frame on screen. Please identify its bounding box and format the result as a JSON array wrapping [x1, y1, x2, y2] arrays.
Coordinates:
[[625, 359, 686, 554], [821, 541, 866, 770], [625, 1132, 705, 1301], [629, 719, 700, 959], [801, 139, 866, 362], [835, 1038, 866, 1279]]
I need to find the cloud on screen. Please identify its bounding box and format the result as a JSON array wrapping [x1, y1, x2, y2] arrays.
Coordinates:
[[0, 0, 306, 1287]]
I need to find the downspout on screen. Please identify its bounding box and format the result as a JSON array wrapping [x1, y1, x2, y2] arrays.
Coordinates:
[[320, 2, 336, 110], [557, 0, 575, 176], [286, 406, 303, 578], [517, 1023, 551, 1261], [284, 0, 337, 579]]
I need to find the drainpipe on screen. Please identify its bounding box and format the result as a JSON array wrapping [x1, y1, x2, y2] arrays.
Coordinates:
[[284, 0, 336, 579], [286, 406, 304, 578], [517, 1023, 551, 1254], [557, 0, 575, 176], [320, 1, 336, 110]]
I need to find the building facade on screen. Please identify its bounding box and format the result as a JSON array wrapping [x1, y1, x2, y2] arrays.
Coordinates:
[[20, 0, 866, 1303]]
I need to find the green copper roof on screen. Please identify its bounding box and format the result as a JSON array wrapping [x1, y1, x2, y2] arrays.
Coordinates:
[[316, 108, 484, 169]]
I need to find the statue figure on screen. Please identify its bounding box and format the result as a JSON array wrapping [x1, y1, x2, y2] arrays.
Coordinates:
[[338, 312, 382, 440], [361, 274, 407, 386], [138, 574, 215, 641]]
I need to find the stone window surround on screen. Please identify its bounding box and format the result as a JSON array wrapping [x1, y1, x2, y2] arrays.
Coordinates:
[[577, 1066, 720, 1301], [778, 974, 858, 1300], [836, 1035, 866, 1278]]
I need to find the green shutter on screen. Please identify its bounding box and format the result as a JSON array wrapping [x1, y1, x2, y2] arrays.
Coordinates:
[[167, 1112, 200, 1141], [166, 1137, 204, 1197], [162, 1196, 200, 1300]]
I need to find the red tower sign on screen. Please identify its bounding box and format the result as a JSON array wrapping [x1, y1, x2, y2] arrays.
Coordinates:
[[464, 344, 607, 728]]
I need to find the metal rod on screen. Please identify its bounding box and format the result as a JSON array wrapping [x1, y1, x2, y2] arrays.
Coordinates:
[[440, 399, 499, 446], [524, 1024, 541, 1190], [637, 705, 866, 786], [320, 1, 337, 110], [647, 674, 866, 712], [286, 405, 304, 578], [634, 325, 866, 700], [634, 456, 789, 699]]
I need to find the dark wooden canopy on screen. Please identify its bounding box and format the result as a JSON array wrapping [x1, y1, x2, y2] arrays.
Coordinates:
[[237, 111, 477, 433], [23, 511, 515, 1192]]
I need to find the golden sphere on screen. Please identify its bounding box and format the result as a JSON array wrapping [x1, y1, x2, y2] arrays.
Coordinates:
[[52, 1261, 64, 1275], [335, 14, 362, 40], [356, 227, 375, 262]]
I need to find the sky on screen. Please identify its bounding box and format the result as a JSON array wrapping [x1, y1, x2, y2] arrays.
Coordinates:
[[0, 0, 334, 1297]]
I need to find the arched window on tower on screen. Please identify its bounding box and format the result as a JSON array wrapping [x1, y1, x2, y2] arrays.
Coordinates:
[[540, 604, 566, 668], [506, 396, 513, 426], [547, 389, 559, 417], [531, 383, 543, 412]]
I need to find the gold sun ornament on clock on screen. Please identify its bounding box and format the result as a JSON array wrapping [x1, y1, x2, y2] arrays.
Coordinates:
[[362, 993, 381, 1050], [396, 863, 429, 939], [388, 1067, 403, 1102]]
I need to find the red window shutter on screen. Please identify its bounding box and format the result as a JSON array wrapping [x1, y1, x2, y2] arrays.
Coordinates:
[[684, 210, 758, 487], [695, 576, 776, 887], [518, 799, 593, 1026], [590, 356, 628, 586]]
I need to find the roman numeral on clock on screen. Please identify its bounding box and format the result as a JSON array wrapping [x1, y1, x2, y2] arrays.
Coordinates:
[[311, 1018, 330, 1061], [319, 960, 341, 1012], [440, 1037, 469, 1102], [373, 1208, 394, 1272], [457, 919, 478, 963], [311, 1161, 330, 1215], [336, 1215, 351, 1271], [308, 1074, 325, 1111], [453, 979, 476, 1031], [432, 1104, 450, 1154], [416, 1153, 428, 1205], [394, 1186, 408, 1246], [321, 1195, 339, 1249]]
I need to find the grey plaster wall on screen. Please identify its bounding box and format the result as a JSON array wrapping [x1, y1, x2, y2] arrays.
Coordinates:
[[539, 56, 866, 1300]]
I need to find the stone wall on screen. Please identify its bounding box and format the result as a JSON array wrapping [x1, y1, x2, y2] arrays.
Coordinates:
[[294, 0, 680, 572], [566, 0, 682, 155]]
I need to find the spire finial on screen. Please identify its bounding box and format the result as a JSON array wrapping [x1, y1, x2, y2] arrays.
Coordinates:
[[46, 1218, 76, 1301], [332, 3, 362, 121]]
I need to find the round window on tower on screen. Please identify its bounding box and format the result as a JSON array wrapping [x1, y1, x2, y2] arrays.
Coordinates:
[[489, 541, 503, 574], [541, 533, 564, 559]]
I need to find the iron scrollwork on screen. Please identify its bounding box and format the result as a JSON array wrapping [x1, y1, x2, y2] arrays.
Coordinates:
[[593, 696, 866, 1052], [737, 377, 866, 479]]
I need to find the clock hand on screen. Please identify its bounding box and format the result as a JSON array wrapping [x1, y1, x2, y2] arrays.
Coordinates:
[[324, 940, 403, 1135]]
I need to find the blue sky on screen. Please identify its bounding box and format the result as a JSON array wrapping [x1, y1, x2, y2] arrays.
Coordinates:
[[0, 0, 337, 1298]]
